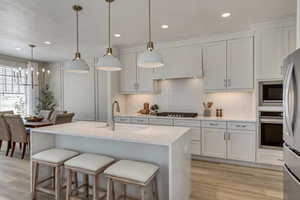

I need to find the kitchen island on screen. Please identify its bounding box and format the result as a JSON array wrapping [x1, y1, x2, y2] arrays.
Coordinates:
[[30, 121, 192, 200]]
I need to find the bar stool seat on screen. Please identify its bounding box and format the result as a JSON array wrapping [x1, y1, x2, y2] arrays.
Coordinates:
[[64, 153, 115, 200], [31, 148, 79, 200], [32, 148, 79, 164], [104, 160, 159, 200], [104, 160, 159, 183]]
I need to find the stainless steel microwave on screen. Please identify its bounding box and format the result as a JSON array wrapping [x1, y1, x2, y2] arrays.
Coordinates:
[[259, 81, 283, 106]]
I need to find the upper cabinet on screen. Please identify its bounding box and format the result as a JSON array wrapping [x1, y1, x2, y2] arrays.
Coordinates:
[[120, 52, 153, 94], [203, 37, 254, 91], [255, 25, 296, 80], [203, 41, 227, 90], [152, 44, 203, 80], [227, 37, 254, 90]]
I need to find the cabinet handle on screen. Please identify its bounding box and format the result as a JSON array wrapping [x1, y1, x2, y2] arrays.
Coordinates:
[[228, 79, 231, 87], [209, 123, 218, 126], [227, 132, 230, 140]]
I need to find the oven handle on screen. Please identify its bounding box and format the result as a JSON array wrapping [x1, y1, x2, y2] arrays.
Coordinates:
[[283, 63, 294, 136], [260, 118, 283, 124]]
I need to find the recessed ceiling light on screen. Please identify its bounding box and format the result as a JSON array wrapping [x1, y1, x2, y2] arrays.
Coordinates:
[[44, 41, 51, 45], [161, 25, 169, 29], [16, 48, 21, 51], [222, 13, 231, 18], [114, 34, 121, 38]]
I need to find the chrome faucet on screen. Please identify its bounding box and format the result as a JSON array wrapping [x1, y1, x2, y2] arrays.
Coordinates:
[[110, 101, 120, 131]]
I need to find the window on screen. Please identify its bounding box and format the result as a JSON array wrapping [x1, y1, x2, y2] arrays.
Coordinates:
[[0, 65, 28, 115]]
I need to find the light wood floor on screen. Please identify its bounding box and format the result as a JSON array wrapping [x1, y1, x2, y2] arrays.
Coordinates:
[[0, 148, 283, 200]]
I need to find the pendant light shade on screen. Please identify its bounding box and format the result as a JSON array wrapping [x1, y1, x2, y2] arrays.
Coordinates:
[[96, 0, 122, 71], [138, 0, 164, 68], [65, 5, 89, 73]]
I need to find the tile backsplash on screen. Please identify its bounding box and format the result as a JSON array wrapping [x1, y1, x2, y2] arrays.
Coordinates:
[[122, 78, 255, 118]]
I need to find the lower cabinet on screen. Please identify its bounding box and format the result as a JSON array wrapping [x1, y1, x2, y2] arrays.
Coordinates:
[[201, 128, 227, 159], [190, 128, 201, 155], [227, 130, 255, 162]]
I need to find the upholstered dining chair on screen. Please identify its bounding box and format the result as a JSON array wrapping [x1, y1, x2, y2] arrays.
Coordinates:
[[54, 113, 75, 125], [0, 115, 11, 156], [4, 115, 29, 159], [39, 110, 53, 120], [49, 110, 67, 122]]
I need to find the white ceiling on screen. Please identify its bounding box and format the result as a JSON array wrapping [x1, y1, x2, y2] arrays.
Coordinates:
[[0, 0, 296, 62]]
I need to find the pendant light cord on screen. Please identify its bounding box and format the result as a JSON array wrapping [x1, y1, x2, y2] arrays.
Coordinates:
[[108, 1, 111, 49], [76, 9, 79, 53], [148, 0, 151, 43]]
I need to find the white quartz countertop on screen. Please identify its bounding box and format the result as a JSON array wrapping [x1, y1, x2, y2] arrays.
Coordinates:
[[116, 114, 257, 123], [31, 121, 191, 146]]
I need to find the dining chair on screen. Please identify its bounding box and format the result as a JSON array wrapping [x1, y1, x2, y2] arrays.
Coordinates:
[[39, 110, 53, 120], [49, 110, 67, 123], [0, 115, 11, 156], [54, 113, 75, 125], [4, 115, 29, 159]]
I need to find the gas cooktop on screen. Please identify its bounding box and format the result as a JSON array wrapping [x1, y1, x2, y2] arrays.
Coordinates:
[[155, 112, 198, 118]]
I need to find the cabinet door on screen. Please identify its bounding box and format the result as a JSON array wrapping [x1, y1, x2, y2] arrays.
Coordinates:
[[203, 41, 227, 90], [202, 128, 226, 159], [227, 130, 255, 162], [285, 26, 297, 57], [227, 37, 254, 89], [256, 27, 285, 79], [120, 53, 137, 93], [138, 67, 153, 93]]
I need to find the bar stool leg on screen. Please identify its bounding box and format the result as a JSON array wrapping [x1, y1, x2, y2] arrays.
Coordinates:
[[55, 166, 61, 200], [107, 178, 112, 200], [140, 187, 145, 200], [93, 175, 99, 200], [31, 162, 39, 200], [154, 176, 159, 200], [83, 174, 89, 198], [66, 169, 72, 200], [112, 180, 115, 200], [51, 167, 56, 189], [123, 184, 127, 200]]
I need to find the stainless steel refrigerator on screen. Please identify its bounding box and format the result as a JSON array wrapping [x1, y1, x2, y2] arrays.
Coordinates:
[[283, 48, 300, 200]]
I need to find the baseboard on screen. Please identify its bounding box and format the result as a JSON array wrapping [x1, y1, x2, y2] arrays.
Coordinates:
[[192, 155, 283, 171]]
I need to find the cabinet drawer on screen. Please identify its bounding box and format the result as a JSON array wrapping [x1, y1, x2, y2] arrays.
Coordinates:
[[202, 121, 226, 129], [228, 122, 256, 131], [191, 141, 201, 155], [131, 117, 149, 125], [149, 118, 173, 126], [173, 119, 201, 128], [115, 117, 131, 123]]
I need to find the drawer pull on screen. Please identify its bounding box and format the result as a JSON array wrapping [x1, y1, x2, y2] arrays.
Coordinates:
[[209, 123, 218, 126], [235, 124, 247, 128]]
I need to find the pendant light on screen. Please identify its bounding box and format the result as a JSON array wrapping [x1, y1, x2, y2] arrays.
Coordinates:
[[138, 0, 164, 68], [96, 0, 122, 71], [64, 5, 89, 73]]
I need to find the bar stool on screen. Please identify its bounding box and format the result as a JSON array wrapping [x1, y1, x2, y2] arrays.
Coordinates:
[[104, 160, 159, 200], [64, 153, 115, 200], [32, 148, 79, 200]]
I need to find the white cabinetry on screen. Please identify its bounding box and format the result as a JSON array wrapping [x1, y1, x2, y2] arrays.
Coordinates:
[[120, 53, 153, 94], [255, 25, 296, 80], [227, 130, 255, 162], [203, 41, 227, 90], [202, 127, 227, 159], [203, 37, 254, 91], [174, 119, 201, 155], [227, 37, 254, 89], [152, 44, 203, 80]]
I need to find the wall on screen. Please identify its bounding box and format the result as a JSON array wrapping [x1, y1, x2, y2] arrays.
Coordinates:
[[123, 78, 255, 118]]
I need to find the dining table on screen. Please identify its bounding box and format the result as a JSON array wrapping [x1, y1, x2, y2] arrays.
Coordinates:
[[24, 120, 54, 128]]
